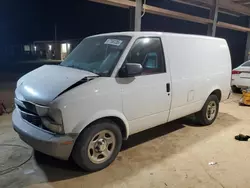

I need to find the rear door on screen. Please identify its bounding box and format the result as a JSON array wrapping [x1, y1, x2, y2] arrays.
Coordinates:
[[117, 37, 171, 133]]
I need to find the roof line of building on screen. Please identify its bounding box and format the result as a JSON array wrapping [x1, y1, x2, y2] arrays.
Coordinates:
[[174, 0, 250, 16], [89, 0, 250, 32], [33, 38, 83, 44]]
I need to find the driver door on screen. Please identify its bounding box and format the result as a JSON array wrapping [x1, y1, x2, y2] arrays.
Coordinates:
[[117, 37, 171, 134]]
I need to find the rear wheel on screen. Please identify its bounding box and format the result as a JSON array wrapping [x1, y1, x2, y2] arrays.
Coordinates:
[[72, 120, 122, 172], [196, 95, 219, 125]]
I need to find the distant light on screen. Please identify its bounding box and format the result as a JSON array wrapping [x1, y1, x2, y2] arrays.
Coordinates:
[[67, 43, 71, 49], [24, 45, 31, 52], [143, 38, 150, 43], [61, 43, 67, 53], [34, 46, 37, 51], [48, 45, 52, 51]]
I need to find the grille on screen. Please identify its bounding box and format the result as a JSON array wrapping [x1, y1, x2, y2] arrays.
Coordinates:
[[20, 111, 42, 127], [22, 101, 37, 114], [15, 99, 56, 133], [17, 104, 35, 115], [15, 98, 37, 115], [19, 109, 53, 133]]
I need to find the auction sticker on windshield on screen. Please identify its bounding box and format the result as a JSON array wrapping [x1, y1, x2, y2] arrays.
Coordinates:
[[104, 39, 123, 46]]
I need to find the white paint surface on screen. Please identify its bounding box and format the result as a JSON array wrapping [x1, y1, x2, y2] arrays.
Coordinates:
[[16, 32, 231, 139]]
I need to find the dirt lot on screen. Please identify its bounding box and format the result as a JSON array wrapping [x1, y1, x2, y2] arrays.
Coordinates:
[[0, 94, 250, 188]]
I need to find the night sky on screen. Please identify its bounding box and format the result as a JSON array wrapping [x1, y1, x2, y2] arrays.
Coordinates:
[[0, 0, 130, 44], [0, 0, 248, 67]]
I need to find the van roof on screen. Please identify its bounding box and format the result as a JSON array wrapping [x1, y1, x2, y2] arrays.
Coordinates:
[[90, 31, 225, 41]]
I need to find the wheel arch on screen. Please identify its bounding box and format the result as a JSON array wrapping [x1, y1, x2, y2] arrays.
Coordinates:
[[210, 89, 222, 101], [198, 88, 222, 112], [72, 110, 130, 140]]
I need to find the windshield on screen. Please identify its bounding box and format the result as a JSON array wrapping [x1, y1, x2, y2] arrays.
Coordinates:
[[60, 35, 131, 76]]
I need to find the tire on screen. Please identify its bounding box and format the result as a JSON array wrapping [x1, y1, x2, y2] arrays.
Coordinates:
[[231, 86, 240, 93], [72, 119, 122, 172], [196, 95, 219, 126]]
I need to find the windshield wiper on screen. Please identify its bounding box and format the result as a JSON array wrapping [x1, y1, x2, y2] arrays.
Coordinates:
[[85, 75, 100, 81]]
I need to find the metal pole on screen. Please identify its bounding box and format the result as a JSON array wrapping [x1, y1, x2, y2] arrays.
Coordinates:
[[244, 17, 250, 61], [207, 0, 218, 37], [54, 23, 60, 60], [134, 0, 142, 31], [129, 7, 135, 31], [207, 9, 213, 36], [212, 0, 219, 37], [54, 23, 57, 43]]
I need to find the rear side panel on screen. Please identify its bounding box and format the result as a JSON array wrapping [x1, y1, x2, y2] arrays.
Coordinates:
[[163, 34, 231, 122]]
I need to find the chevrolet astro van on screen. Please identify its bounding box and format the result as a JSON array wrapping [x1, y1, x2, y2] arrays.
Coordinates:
[[13, 32, 231, 171]]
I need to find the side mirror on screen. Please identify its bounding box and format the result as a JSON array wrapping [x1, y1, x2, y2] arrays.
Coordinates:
[[119, 63, 143, 77]]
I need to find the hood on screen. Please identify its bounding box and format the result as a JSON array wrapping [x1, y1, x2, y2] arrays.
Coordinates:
[[16, 65, 97, 105]]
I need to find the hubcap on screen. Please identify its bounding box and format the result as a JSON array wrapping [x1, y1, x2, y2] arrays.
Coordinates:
[[206, 101, 217, 121], [88, 130, 116, 164]]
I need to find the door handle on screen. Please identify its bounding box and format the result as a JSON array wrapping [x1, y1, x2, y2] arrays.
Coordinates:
[[166, 83, 170, 93]]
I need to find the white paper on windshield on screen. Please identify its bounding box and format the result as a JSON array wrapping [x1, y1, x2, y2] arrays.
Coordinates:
[[104, 39, 123, 46]]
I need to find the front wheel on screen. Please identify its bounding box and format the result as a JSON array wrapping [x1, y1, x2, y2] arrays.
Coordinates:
[[72, 120, 122, 172], [196, 95, 219, 125]]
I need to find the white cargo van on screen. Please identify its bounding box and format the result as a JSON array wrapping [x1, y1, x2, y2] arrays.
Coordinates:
[[13, 32, 231, 172]]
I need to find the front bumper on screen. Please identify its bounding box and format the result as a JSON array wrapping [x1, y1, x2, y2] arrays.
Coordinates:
[[12, 109, 76, 160]]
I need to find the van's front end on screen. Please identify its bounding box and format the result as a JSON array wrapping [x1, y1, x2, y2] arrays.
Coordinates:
[[12, 103, 74, 160], [12, 34, 132, 162], [12, 65, 101, 160]]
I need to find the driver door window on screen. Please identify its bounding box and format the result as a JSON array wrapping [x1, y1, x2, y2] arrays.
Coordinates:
[[125, 37, 165, 75]]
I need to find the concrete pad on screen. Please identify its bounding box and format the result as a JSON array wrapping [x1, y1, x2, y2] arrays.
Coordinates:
[[0, 94, 250, 188]]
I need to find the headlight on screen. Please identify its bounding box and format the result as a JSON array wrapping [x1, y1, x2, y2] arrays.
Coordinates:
[[41, 117, 64, 134], [41, 108, 64, 134], [48, 108, 63, 124], [35, 105, 49, 116]]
